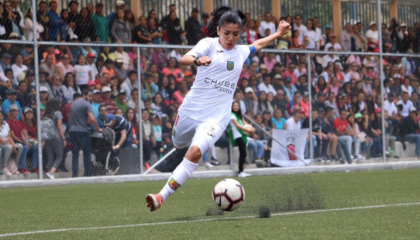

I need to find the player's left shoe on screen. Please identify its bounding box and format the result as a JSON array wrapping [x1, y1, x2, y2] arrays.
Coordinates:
[[146, 194, 163, 212]]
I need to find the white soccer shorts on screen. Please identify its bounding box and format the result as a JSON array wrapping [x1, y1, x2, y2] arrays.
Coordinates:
[[172, 111, 225, 155]]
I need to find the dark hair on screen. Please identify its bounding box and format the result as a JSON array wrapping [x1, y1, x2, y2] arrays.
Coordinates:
[[231, 101, 243, 120], [128, 70, 137, 76], [167, 57, 179, 68], [203, 6, 246, 38], [125, 108, 137, 124], [64, 72, 80, 92], [45, 99, 61, 118], [73, 93, 82, 100]]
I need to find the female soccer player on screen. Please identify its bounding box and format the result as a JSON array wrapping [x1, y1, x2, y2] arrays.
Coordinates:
[[146, 6, 291, 212]]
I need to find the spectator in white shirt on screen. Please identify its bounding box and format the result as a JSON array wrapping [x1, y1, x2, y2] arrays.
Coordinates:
[[11, 54, 27, 86], [258, 74, 277, 96], [293, 14, 307, 45], [305, 19, 318, 50], [86, 52, 98, 80], [313, 17, 323, 49], [284, 111, 302, 130], [324, 34, 342, 52], [322, 46, 340, 68], [365, 22, 379, 52], [397, 92, 414, 117], [258, 12, 276, 37]]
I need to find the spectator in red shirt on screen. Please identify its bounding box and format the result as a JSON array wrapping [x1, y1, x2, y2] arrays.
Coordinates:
[[282, 63, 298, 85], [21, 107, 39, 173], [300, 91, 310, 118], [333, 109, 353, 164], [6, 104, 30, 174], [172, 80, 189, 107]]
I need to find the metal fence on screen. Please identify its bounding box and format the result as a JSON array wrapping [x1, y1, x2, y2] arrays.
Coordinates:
[[214, 0, 272, 19], [1, 0, 420, 182], [398, 4, 420, 28], [281, 0, 333, 32], [341, 1, 390, 30]]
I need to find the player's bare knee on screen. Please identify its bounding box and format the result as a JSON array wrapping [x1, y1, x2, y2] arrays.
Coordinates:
[[186, 146, 202, 163]]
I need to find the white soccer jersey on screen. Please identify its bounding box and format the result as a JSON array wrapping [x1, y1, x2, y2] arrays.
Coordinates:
[[180, 37, 251, 128]]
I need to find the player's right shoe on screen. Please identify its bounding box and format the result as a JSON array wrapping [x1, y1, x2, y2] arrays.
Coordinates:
[[146, 194, 163, 212]]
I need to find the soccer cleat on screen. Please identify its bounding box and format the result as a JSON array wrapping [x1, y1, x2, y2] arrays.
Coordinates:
[[1, 167, 12, 176], [146, 194, 163, 212]]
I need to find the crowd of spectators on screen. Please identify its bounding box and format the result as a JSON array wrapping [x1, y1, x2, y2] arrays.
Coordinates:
[[1, 0, 420, 177]]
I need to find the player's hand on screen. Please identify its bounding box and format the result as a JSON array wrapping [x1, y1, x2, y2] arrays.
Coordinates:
[[277, 21, 291, 36], [197, 56, 212, 66]]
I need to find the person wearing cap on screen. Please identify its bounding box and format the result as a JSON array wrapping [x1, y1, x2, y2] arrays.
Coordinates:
[[114, 58, 128, 84], [366, 21, 379, 52], [1, 89, 22, 120], [324, 34, 342, 52], [21, 107, 40, 172], [86, 52, 98, 80], [115, 89, 129, 114], [185, 8, 201, 45], [243, 87, 257, 114], [8, 103, 32, 174], [69, 92, 101, 177], [0, 53, 12, 71], [120, 70, 138, 101], [100, 86, 118, 114], [108, 0, 126, 33], [91, 89, 102, 118], [104, 113, 133, 150], [400, 106, 420, 157], [321, 25, 332, 47], [283, 76, 297, 102], [258, 74, 276, 96], [91, 3, 109, 42]]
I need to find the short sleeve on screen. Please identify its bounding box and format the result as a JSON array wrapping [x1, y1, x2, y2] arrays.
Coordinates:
[[185, 38, 212, 58], [231, 114, 236, 120], [86, 101, 93, 113], [54, 111, 63, 121]]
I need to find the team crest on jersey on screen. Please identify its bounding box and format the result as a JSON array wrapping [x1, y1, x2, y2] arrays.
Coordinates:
[[227, 61, 234, 71], [172, 129, 176, 137], [168, 178, 181, 190]]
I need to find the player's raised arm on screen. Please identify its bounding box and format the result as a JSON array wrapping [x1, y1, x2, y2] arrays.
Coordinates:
[[252, 21, 291, 53]]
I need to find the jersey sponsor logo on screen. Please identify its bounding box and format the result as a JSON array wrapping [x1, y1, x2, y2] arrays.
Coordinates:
[[227, 61, 234, 71], [204, 78, 236, 94], [168, 178, 181, 190], [172, 128, 176, 137], [217, 49, 224, 53]]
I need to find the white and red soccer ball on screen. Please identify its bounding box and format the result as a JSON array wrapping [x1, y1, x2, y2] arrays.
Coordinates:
[[212, 179, 245, 211]]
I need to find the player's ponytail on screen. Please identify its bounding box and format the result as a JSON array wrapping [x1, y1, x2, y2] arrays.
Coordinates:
[[203, 5, 246, 38]]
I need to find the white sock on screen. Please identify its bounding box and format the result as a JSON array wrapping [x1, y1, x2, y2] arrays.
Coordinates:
[[159, 158, 198, 201], [210, 144, 217, 159]]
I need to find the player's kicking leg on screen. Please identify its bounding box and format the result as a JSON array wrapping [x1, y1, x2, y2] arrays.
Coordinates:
[[146, 121, 223, 212]]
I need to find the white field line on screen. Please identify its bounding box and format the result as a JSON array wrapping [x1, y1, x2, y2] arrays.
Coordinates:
[[1, 202, 419, 238]]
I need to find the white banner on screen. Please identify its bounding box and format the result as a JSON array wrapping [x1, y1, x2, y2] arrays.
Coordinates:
[[270, 129, 312, 167]]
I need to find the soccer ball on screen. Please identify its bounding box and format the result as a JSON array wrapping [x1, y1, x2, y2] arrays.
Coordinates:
[[243, 124, 254, 136], [212, 179, 245, 211]]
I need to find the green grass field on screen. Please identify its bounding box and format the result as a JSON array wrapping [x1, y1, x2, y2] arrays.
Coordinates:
[[1, 169, 420, 239]]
